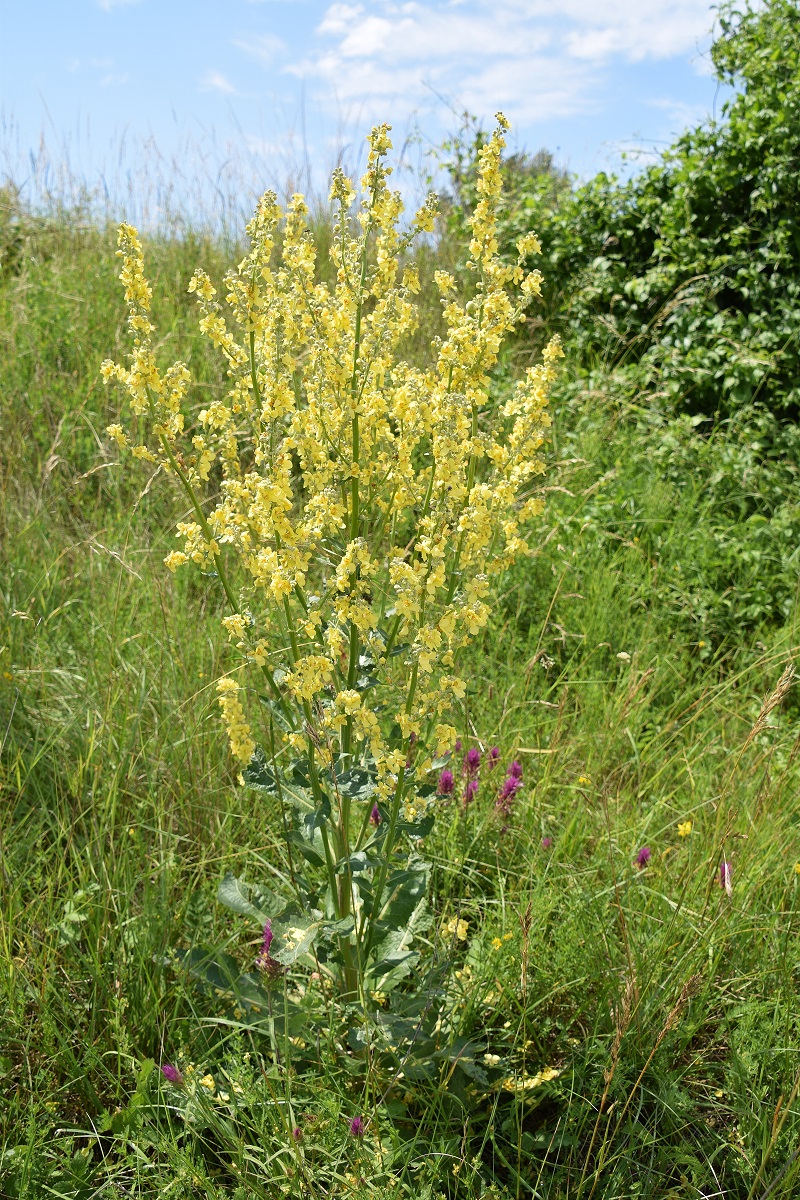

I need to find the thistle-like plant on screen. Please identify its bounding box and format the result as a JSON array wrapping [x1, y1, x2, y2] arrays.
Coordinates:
[[101, 114, 561, 1004]]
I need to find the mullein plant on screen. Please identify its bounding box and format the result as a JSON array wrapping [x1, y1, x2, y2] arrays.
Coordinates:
[[102, 114, 561, 1007]]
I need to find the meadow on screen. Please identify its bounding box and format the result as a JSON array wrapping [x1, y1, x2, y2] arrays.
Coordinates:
[[3, 3, 800, 1197]]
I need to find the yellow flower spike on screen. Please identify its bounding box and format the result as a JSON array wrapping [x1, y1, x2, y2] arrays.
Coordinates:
[[101, 114, 563, 938], [216, 678, 255, 764]]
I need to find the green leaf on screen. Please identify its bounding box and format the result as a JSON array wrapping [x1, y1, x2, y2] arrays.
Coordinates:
[[335, 767, 376, 800], [217, 873, 283, 923], [242, 746, 279, 793], [257, 694, 293, 731], [379, 863, 430, 930], [177, 947, 242, 992], [271, 911, 321, 965]]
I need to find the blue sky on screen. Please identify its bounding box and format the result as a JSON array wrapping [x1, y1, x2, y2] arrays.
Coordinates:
[[0, 0, 728, 222]]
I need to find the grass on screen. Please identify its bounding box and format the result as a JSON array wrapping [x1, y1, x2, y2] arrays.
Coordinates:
[[3, 194, 800, 1198]]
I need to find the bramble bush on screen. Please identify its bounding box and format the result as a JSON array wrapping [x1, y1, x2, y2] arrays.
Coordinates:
[[445, 0, 800, 421]]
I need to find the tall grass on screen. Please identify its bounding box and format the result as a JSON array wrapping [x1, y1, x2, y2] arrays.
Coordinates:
[[2, 196, 800, 1198]]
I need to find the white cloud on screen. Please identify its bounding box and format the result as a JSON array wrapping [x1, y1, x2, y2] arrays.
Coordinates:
[[233, 33, 287, 66], [201, 70, 238, 95], [272, 0, 714, 129]]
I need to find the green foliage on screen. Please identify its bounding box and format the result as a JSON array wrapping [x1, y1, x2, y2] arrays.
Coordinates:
[[4, 79, 800, 1195], [446, 0, 800, 420]]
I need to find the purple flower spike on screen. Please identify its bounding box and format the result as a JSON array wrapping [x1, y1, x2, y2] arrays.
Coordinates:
[[370, 803, 382, 826], [463, 779, 479, 806], [464, 747, 481, 778], [161, 1064, 183, 1086], [488, 746, 500, 769], [438, 768, 455, 796], [349, 1115, 365, 1137], [454, 738, 462, 753], [541, 837, 552, 849], [636, 846, 651, 869], [495, 762, 523, 816], [719, 860, 733, 896], [256, 919, 284, 977], [292, 1126, 303, 1142]]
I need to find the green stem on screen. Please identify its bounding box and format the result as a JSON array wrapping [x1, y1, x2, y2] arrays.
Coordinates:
[[249, 329, 261, 408]]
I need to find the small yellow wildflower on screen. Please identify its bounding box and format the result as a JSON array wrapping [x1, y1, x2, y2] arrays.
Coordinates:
[[444, 917, 469, 941], [678, 820, 693, 838], [200, 1074, 216, 1092], [502, 1066, 561, 1093], [491, 937, 503, 950], [222, 614, 247, 641], [106, 423, 127, 448], [794, 863, 800, 876], [164, 550, 188, 572]]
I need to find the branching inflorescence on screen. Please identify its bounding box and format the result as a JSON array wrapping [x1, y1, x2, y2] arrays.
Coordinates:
[[102, 114, 561, 996]]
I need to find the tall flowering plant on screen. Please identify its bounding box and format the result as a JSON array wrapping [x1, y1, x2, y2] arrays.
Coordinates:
[[102, 115, 561, 1002]]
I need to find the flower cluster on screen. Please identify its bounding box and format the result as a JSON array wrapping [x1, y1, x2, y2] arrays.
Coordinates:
[[101, 114, 561, 805], [255, 919, 283, 978], [495, 759, 523, 816]]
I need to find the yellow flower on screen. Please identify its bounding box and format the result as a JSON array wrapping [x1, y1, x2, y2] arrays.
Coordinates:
[[794, 863, 800, 876], [216, 678, 255, 763], [491, 937, 503, 950], [101, 113, 561, 832], [163, 551, 188, 572], [444, 917, 469, 941], [502, 1066, 561, 1093], [678, 820, 693, 838]]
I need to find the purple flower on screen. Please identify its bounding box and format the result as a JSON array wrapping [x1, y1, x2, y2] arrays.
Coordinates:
[[495, 762, 523, 816], [438, 768, 455, 796], [454, 739, 463, 753], [370, 803, 382, 826], [719, 860, 733, 896], [349, 1115, 365, 1137], [636, 846, 651, 869], [292, 1126, 303, 1142], [256, 919, 284, 977], [464, 747, 481, 778], [488, 746, 500, 770], [463, 779, 479, 806], [161, 1064, 183, 1086], [541, 837, 552, 849]]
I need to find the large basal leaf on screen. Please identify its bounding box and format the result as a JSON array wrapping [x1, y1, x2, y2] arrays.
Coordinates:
[[217, 873, 283, 923], [176, 947, 242, 992]]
